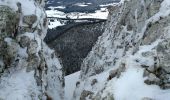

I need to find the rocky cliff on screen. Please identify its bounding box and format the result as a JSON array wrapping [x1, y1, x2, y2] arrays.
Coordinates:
[[0, 0, 63, 100], [72, 0, 170, 99]]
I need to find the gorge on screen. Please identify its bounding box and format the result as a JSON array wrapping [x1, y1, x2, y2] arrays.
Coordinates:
[[0, 0, 170, 100]]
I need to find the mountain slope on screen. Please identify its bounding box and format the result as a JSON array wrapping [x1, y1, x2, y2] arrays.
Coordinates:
[[46, 0, 120, 13], [70, 0, 170, 99], [47, 21, 105, 75], [0, 0, 63, 100]]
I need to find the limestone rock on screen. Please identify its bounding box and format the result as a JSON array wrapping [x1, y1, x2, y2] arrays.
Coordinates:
[[19, 35, 31, 48], [0, 0, 63, 100], [0, 5, 19, 38], [144, 73, 161, 85], [91, 79, 98, 86], [80, 90, 94, 100], [74, 0, 170, 99], [23, 15, 37, 26]]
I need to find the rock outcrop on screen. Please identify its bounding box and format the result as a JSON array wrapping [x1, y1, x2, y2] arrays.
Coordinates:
[[0, 0, 63, 100], [72, 0, 170, 99]]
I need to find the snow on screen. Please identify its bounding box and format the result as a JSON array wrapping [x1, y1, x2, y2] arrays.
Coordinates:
[[137, 0, 170, 41], [46, 7, 109, 20], [77, 4, 88, 7], [137, 39, 162, 54], [0, 69, 40, 100], [113, 67, 170, 100], [112, 40, 170, 100], [18, 0, 36, 15], [72, 39, 170, 100], [109, 40, 170, 100], [48, 19, 65, 29], [46, 2, 118, 28], [86, 3, 92, 5], [46, 10, 65, 18], [18, 47, 28, 58], [4, 37, 13, 45], [119, 0, 126, 4], [79, 9, 108, 19], [67, 0, 170, 100], [46, 6, 109, 28], [48, 6, 66, 10], [64, 71, 80, 100], [0, 0, 63, 100], [0, 0, 37, 15], [42, 43, 63, 100], [0, 0, 46, 36], [74, 3, 89, 7], [99, 3, 118, 7]]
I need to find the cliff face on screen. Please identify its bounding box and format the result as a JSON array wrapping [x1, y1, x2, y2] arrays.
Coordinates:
[[0, 0, 63, 100], [73, 0, 170, 99]]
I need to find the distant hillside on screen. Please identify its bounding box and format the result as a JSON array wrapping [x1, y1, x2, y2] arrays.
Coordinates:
[[46, 0, 120, 13]]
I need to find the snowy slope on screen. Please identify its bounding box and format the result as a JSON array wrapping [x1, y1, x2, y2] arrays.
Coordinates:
[[70, 0, 170, 99], [0, 0, 63, 100], [64, 71, 80, 100], [0, 70, 40, 100], [46, 7, 109, 29], [46, 7, 109, 19], [46, 3, 118, 29]]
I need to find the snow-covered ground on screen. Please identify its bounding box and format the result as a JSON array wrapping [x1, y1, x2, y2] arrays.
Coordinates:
[[100, 3, 117, 7], [0, 0, 64, 99], [112, 40, 170, 100], [46, 7, 108, 29], [69, 40, 170, 100], [48, 19, 65, 29], [46, 3, 117, 29], [0, 69, 40, 100], [64, 71, 80, 100], [74, 3, 89, 7], [64, 0, 170, 98], [46, 7, 108, 19], [48, 6, 66, 10]]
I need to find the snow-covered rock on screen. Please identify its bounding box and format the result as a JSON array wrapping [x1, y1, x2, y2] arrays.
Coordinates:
[[0, 0, 63, 100], [71, 0, 170, 100]]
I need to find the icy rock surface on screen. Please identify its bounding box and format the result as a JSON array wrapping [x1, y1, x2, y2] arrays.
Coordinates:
[[71, 0, 170, 100], [0, 0, 63, 100]]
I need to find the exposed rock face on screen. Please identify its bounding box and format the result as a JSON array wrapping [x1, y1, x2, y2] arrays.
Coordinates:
[[72, 0, 170, 99], [80, 90, 94, 100], [23, 15, 37, 27], [0, 0, 63, 100]]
